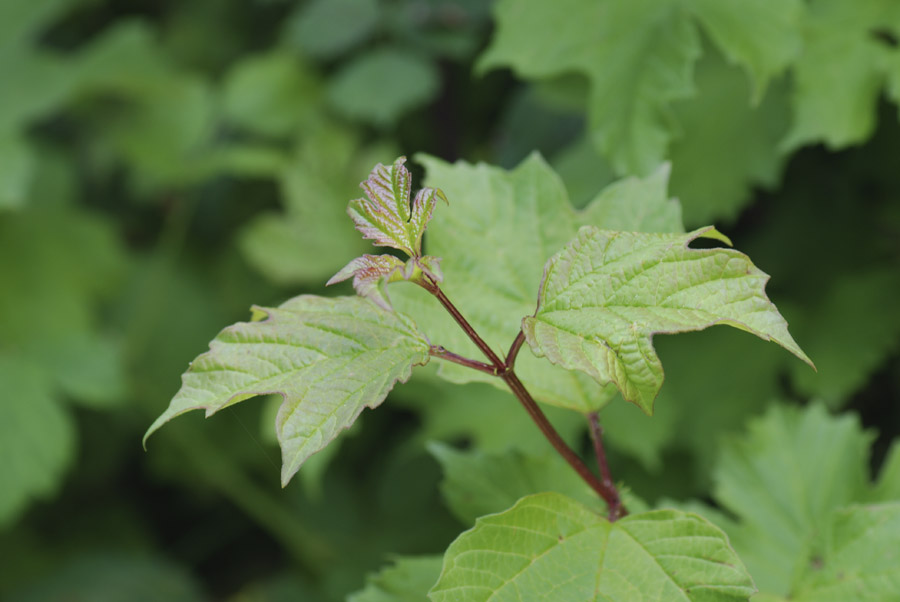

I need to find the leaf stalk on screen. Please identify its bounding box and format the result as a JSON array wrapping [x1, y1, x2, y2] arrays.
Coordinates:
[[422, 276, 627, 519]]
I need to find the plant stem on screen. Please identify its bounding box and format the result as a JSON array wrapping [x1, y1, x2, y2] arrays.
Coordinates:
[[588, 411, 624, 520], [505, 330, 526, 370], [423, 276, 626, 519], [429, 345, 497, 375]]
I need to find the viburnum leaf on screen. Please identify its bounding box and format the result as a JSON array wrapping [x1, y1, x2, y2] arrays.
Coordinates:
[[391, 154, 682, 414], [479, 0, 802, 174], [783, 0, 900, 150], [348, 156, 444, 256], [348, 556, 443, 602], [328, 253, 443, 310], [144, 295, 430, 486], [523, 226, 813, 413], [429, 492, 755, 602], [428, 442, 599, 525], [686, 403, 900, 600]]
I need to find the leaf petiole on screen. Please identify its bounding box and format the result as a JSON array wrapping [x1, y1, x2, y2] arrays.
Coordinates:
[[422, 275, 627, 518]]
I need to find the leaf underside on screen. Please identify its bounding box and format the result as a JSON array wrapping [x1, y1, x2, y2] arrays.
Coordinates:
[[429, 492, 755, 602], [523, 226, 813, 414], [144, 295, 430, 485]]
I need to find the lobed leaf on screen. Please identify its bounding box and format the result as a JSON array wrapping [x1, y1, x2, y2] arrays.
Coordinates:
[[429, 492, 755, 602], [391, 154, 682, 413], [783, 0, 900, 150], [479, 0, 801, 175], [328, 253, 443, 310], [687, 403, 900, 600], [523, 226, 812, 413], [144, 295, 431, 486], [348, 156, 444, 256]]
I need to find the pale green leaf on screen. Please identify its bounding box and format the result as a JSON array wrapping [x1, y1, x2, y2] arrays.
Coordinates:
[[783, 0, 900, 150], [282, 0, 379, 60], [669, 47, 791, 226], [870, 441, 900, 503], [221, 51, 321, 137], [784, 504, 900, 601], [144, 295, 431, 486], [523, 226, 812, 413], [390, 154, 682, 413], [328, 48, 440, 127], [0, 358, 75, 527], [479, 0, 800, 174], [429, 493, 754, 602], [428, 443, 599, 525], [684, 0, 803, 99], [707, 404, 879, 595], [348, 556, 443, 602]]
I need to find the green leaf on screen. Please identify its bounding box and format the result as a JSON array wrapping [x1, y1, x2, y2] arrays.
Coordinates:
[[428, 442, 599, 525], [282, 0, 379, 60], [327, 48, 440, 127], [710, 405, 888, 600], [523, 226, 812, 413], [783, 0, 900, 150], [784, 504, 900, 602], [0, 133, 35, 210], [669, 47, 791, 226], [390, 154, 682, 414], [0, 358, 75, 527], [221, 51, 321, 137], [348, 556, 443, 602], [479, 0, 801, 174], [144, 295, 431, 486], [429, 492, 754, 602], [871, 441, 900, 503]]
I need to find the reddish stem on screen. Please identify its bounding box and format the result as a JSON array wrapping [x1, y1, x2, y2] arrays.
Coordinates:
[[588, 411, 625, 520], [423, 276, 626, 519]]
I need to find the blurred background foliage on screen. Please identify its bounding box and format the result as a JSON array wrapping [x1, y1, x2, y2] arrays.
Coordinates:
[[1, 0, 899, 600]]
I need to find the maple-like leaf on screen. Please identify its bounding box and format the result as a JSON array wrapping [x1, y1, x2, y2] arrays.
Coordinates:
[[348, 156, 445, 256], [479, 0, 802, 175], [429, 493, 755, 602], [144, 295, 431, 486], [328, 253, 443, 309], [523, 226, 813, 413], [390, 154, 683, 414]]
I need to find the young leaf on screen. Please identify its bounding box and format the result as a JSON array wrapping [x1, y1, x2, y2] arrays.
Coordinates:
[[143, 295, 430, 486], [523, 226, 813, 413], [348, 156, 444, 256], [328, 254, 443, 310], [429, 492, 755, 602], [391, 154, 682, 413]]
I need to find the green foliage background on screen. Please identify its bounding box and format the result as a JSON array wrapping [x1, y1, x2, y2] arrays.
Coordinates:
[[1, 0, 899, 600]]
